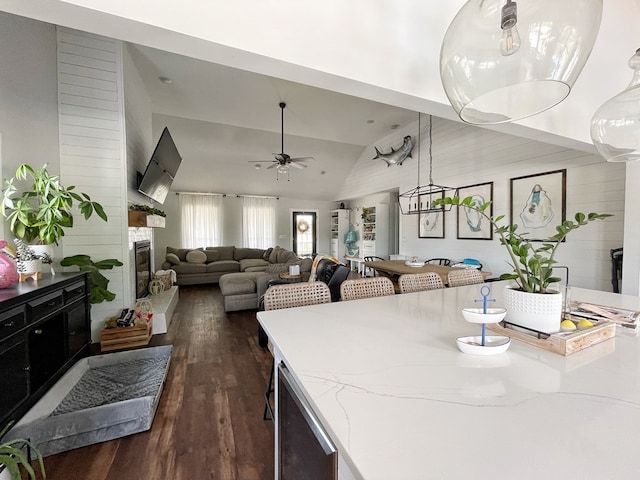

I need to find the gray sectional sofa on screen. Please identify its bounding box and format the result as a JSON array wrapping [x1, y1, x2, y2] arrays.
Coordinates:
[[160, 245, 311, 286]]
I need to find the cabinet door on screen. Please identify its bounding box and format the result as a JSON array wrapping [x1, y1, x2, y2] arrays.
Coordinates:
[[66, 301, 89, 359], [28, 314, 66, 393], [0, 334, 29, 426]]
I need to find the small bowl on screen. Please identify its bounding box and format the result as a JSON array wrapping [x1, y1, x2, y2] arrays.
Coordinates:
[[456, 336, 511, 355], [461, 307, 507, 324]]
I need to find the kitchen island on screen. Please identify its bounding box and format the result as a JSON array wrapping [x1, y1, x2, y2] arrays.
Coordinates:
[[257, 281, 640, 480]]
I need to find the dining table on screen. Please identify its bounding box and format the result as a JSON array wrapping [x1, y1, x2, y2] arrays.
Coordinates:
[[258, 281, 640, 480], [363, 259, 492, 286]]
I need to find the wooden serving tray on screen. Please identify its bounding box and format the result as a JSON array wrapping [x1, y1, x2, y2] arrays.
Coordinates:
[[487, 318, 615, 356]]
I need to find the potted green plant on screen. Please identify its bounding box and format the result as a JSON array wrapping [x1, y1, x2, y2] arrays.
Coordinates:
[[436, 195, 611, 332], [6, 239, 44, 275], [0, 422, 46, 479], [60, 255, 123, 304], [2, 163, 108, 246]]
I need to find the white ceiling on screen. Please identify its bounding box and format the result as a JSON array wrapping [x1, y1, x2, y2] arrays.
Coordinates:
[[127, 44, 418, 200]]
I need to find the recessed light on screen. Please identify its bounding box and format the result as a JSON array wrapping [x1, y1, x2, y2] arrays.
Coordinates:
[[366, 119, 375, 124], [158, 76, 173, 84], [320, 170, 326, 175], [254, 164, 261, 170]]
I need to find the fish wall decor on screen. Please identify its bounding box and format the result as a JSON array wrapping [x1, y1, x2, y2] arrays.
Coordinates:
[[372, 135, 414, 167]]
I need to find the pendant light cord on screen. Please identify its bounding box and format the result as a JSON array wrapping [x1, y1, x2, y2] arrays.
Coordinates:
[[428, 114, 433, 186]]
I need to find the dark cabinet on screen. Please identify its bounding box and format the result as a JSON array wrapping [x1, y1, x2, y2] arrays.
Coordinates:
[[0, 273, 90, 428]]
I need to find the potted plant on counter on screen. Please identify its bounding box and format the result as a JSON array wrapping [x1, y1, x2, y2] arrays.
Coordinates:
[[2, 163, 108, 274], [435, 195, 611, 333]]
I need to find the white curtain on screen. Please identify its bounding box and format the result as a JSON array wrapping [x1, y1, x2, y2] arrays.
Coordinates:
[[242, 196, 276, 248], [180, 194, 223, 248]]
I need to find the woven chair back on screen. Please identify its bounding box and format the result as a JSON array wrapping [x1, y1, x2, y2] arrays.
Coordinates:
[[398, 272, 445, 293], [447, 269, 484, 287], [263, 282, 331, 311], [340, 277, 395, 301]]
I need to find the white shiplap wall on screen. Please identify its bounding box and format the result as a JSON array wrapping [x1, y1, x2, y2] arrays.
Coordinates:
[[339, 116, 625, 291], [57, 28, 130, 341]]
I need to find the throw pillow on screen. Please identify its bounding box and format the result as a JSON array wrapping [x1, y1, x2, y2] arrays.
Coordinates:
[[186, 250, 207, 264], [166, 253, 180, 265], [263, 247, 273, 261]]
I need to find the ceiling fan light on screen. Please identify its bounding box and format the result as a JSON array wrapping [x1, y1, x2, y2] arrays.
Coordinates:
[[590, 48, 640, 163], [440, 0, 603, 125], [277, 164, 289, 175]]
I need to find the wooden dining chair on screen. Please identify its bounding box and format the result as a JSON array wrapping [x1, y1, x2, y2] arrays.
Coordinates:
[[363, 255, 385, 277], [340, 276, 395, 301], [398, 272, 445, 293], [262, 282, 332, 421], [447, 269, 484, 287], [426, 258, 451, 266]]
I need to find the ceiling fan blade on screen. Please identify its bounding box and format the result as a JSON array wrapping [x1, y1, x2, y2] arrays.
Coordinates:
[[290, 157, 315, 163], [266, 162, 278, 169], [289, 162, 307, 169], [248, 160, 274, 163]]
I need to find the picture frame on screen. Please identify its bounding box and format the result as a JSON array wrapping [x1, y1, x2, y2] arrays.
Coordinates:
[[510, 169, 566, 241], [418, 193, 445, 238], [456, 182, 493, 240]]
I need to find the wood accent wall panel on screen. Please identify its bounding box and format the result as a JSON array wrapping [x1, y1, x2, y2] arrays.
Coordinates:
[[57, 27, 130, 341]]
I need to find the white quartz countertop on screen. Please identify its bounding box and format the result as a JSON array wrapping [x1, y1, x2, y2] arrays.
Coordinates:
[[258, 282, 640, 480]]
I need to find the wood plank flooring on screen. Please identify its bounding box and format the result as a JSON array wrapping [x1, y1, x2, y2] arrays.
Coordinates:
[[40, 285, 274, 480]]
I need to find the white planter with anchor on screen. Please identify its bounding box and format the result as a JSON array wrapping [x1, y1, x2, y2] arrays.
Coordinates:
[[503, 285, 563, 334]]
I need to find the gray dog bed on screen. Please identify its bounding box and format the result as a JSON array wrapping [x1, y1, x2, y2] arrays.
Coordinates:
[[7, 345, 172, 457]]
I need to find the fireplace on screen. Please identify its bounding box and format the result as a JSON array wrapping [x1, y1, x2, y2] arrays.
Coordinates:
[[134, 240, 152, 299]]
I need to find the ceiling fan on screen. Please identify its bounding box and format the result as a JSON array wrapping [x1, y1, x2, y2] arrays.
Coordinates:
[[250, 102, 314, 179]]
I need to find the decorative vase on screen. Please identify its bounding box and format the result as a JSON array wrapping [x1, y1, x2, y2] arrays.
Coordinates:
[[30, 244, 55, 275], [0, 240, 19, 288], [503, 285, 563, 334], [17, 259, 41, 275]]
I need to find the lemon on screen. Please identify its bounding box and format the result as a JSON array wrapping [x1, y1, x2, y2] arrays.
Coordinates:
[[577, 319, 594, 330], [560, 320, 577, 332]]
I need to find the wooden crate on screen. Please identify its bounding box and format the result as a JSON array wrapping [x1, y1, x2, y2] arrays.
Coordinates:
[[100, 322, 152, 352], [488, 318, 615, 356]]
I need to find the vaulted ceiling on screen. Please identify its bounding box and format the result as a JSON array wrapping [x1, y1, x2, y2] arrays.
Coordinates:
[[127, 44, 417, 200]]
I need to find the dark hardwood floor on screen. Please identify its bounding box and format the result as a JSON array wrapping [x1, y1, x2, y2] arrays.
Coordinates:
[[41, 285, 274, 480]]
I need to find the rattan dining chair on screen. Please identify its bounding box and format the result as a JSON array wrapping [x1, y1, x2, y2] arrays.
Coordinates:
[[447, 269, 484, 287], [262, 281, 332, 421], [340, 276, 395, 301], [398, 272, 445, 293]]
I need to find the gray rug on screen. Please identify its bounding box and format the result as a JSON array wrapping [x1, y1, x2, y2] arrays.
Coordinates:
[[7, 345, 173, 457]]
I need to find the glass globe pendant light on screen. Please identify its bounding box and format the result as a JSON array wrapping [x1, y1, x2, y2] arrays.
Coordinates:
[[590, 49, 640, 163], [440, 0, 603, 125]]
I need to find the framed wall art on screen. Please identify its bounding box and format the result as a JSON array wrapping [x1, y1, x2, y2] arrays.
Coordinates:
[[456, 182, 493, 240], [418, 193, 445, 238], [510, 169, 566, 241]]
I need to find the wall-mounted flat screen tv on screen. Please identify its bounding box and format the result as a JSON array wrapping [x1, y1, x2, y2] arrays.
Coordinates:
[[138, 127, 182, 204]]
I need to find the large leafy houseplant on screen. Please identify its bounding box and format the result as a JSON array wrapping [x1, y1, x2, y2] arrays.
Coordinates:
[[60, 255, 123, 304], [0, 422, 46, 479], [436, 196, 612, 293], [2, 164, 108, 245]]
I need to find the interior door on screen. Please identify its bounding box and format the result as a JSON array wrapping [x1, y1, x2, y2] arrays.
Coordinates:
[[292, 211, 317, 258]]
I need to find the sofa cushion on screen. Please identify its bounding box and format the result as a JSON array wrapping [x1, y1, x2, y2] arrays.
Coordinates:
[[214, 246, 235, 260], [239, 258, 269, 271], [269, 246, 282, 264], [219, 272, 259, 296], [263, 247, 273, 261], [206, 260, 240, 273], [277, 249, 299, 264], [170, 263, 207, 274], [167, 246, 191, 262], [166, 253, 180, 265], [186, 250, 207, 264], [299, 257, 313, 273], [234, 247, 265, 261], [205, 250, 220, 262]]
